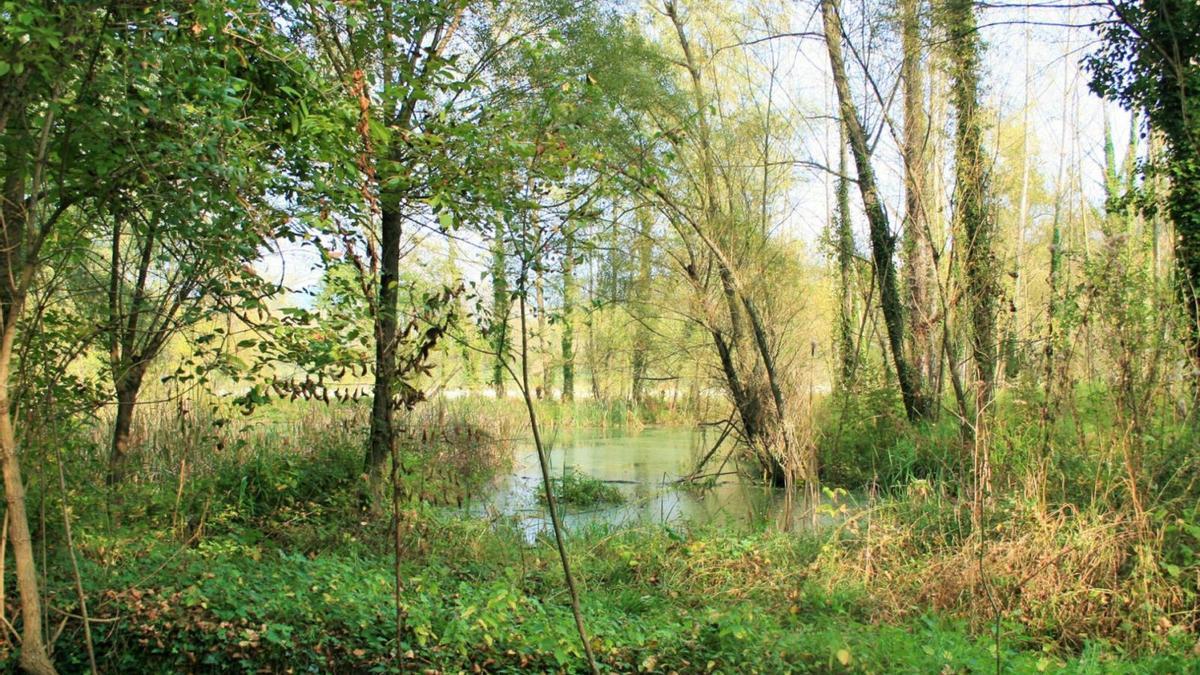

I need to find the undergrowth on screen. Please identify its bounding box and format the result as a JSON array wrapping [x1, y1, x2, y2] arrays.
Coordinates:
[[7, 389, 1198, 672]]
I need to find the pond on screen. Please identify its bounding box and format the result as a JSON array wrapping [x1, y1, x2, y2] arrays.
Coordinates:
[[461, 426, 856, 540]]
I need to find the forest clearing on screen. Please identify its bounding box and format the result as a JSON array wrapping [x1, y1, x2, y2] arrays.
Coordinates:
[[1, 0, 1199, 672]]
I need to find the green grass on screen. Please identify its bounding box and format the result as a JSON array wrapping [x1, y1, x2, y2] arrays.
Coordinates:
[[38, 509, 1196, 673], [539, 467, 626, 507], [18, 390, 1199, 673]]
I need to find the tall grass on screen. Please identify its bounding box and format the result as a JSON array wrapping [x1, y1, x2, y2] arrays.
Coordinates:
[[811, 381, 1200, 653]]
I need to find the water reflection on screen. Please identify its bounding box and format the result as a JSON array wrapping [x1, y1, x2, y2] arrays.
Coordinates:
[[462, 427, 853, 540]]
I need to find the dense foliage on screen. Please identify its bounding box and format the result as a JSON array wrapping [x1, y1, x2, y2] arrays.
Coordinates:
[[1, 0, 1198, 672]]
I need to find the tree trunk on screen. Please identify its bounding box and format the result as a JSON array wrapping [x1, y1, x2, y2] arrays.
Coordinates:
[[1007, 21, 1031, 381], [491, 218, 509, 399], [1149, 133, 1165, 281], [535, 241, 549, 399], [367, 206, 402, 474], [947, 0, 997, 409], [822, 0, 930, 421], [946, 0, 995, 519], [1173, 160, 1200, 404], [108, 367, 147, 486], [586, 268, 602, 402], [0, 324, 55, 675], [900, 0, 937, 408], [834, 125, 858, 388], [0, 165, 55, 675], [448, 239, 476, 388], [631, 209, 653, 403], [561, 221, 576, 402], [666, 0, 780, 454]]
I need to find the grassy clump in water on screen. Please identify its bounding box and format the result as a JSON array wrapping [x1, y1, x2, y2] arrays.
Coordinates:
[[539, 467, 625, 507]]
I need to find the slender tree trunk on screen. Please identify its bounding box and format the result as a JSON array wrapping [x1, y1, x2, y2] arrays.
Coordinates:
[[947, 0, 996, 406], [448, 239, 476, 388], [834, 125, 857, 387], [927, 28, 951, 403], [822, 0, 930, 421], [491, 218, 509, 399], [106, 213, 159, 487], [1008, 20, 1031, 381], [900, 0, 936, 406], [0, 324, 56, 675], [586, 266, 602, 402], [0, 166, 56, 675], [515, 289, 598, 674], [367, 206, 402, 474], [666, 0, 748, 362], [561, 221, 575, 402], [536, 267, 548, 399], [1149, 133, 1165, 281], [666, 2, 787, 480], [631, 209, 653, 403], [946, 0, 995, 518]]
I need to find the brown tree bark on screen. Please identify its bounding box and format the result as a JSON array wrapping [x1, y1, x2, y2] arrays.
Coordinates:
[[108, 367, 147, 485], [0, 338, 55, 675]]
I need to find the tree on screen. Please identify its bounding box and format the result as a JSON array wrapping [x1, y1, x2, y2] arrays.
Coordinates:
[[284, 0, 477, 476], [491, 218, 511, 398], [945, 0, 996, 408], [622, 0, 802, 484], [77, 9, 308, 486], [1088, 0, 1200, 404], [831, 126, 859, 388], [822, 0, 931, 422], [900, 0, 937, 412], [943, 0, 996, 518], [2, 2, 288, 668]]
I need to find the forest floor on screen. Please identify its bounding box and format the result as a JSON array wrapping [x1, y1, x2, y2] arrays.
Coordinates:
[[12, 397, 1200, 672]]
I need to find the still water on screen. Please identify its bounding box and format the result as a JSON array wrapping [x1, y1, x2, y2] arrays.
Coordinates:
[[463, 426, 852, 539]]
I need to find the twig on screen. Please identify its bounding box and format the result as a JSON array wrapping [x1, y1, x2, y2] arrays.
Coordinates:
[[54, 446, 97, 673], [48, 608, 119, 624], [503, 278, 599, 674]]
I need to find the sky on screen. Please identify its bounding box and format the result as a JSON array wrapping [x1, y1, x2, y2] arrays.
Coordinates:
[[761, 0, 1130, 250], [255, 0, 1132, 304]]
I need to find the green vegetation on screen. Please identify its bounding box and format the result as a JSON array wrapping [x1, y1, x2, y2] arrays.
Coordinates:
[[541, 468, 626, 508], [2, 0, 1198, 672], [5, 389, 1194, 671], [28, 431, 1197, 673]]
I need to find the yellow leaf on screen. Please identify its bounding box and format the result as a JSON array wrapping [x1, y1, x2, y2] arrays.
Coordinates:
[[836, 649, 852, 666]]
